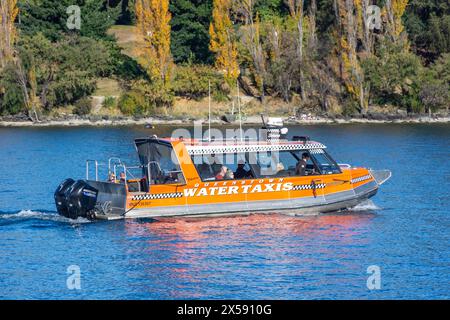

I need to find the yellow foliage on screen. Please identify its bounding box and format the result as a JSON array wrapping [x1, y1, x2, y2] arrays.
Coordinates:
[[135, 0, 173, 86], [209, 0, 240, 85], [0, 0, 19, 68], [391, 0, 408, 37]]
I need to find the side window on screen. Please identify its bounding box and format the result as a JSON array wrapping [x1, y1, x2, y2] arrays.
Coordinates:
[[192, 153, 255, 181], [249, 150, 322, 178], [148, 143, 185, 185]]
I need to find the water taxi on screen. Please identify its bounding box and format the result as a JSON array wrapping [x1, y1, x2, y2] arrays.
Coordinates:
[[54, 126, 391, 220]]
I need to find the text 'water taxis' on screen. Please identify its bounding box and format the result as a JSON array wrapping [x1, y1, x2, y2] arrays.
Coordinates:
[[55, 131, 391, 220]]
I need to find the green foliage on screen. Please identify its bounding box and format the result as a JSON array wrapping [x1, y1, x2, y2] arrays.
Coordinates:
[[17, 33, 112, 109], [254, 0, 286, 20], [119, 80, 174, 116], [362, 40, 423, 111], [418, 53, 450, 111], [405, 0, 450, 61], [0, 64, 25, 115], [119, 92, 144, 115], [170, 0, 213, 63], [172, 64, 227, 100], [19, 0, 121, 40], [103, 96, 118, 109], [73, 97, 92, 115]]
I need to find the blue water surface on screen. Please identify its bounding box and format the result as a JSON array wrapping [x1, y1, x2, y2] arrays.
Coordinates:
[[0, 124, 449, 299]]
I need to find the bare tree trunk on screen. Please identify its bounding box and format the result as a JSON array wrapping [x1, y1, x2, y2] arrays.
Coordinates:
[[15, 58, 39, 122], [308, 0, 317, 52]]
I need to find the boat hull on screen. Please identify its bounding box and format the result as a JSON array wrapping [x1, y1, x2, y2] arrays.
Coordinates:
[[102, 178, 379, 220]]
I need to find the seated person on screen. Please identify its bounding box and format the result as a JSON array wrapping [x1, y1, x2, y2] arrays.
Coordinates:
[[224, 169, 234, 180], [234, 160, 253, 179], [198, 163, 214, 180], [215, 166, 229, 180], [108, 172, 116, 183], [295, 153, 310, 176], [119, 172, 127, 184]]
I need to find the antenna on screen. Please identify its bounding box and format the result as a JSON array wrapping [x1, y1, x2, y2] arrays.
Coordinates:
[[208, 80, 211, 142], [237, 80, 243, 142]]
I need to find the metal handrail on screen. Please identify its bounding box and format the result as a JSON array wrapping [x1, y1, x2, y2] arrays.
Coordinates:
[[108, 157, 122, 176], [86, 160, 99, 181]]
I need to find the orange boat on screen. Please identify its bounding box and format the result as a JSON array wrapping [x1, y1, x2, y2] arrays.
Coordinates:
[[54, 129, 391, 220]]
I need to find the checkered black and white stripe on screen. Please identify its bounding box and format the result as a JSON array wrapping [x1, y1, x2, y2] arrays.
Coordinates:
[[292, 183, 326, 191], [309, 148, 324, 154], [186, 143, 326, 156], [351, 174, 372, 184], [132, 193, 183, 201]]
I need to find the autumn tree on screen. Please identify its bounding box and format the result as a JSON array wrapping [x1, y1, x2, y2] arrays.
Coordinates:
[[334, 0, 368, 113], [0, 0, 19, 68], [135, 0, 173, 86], [384, 0, 409, 43], [285, 0, 308, 100], [237, 0, 268, 101], [209, 0, 240, 86]]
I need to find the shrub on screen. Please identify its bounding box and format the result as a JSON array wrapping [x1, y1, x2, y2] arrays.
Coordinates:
[[103, 96, 117, 109], [119, 91, 145, 116], [173, 64, 228, 101], [73, 97, 92, 116]]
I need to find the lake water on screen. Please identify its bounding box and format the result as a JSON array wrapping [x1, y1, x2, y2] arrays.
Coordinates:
[[0, 124, 449, 299]]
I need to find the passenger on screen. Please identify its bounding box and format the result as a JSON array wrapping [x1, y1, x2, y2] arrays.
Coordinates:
[[296, 153, 310, 176], [215, 166, 228, 180], [224, 169, 234, 180], [108, 172, 116, 183], [234, 160, 252, 179], [119, 172, 126, 184]]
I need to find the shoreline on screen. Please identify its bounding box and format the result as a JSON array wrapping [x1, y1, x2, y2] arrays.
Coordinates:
[[0, 115, 449, 127]]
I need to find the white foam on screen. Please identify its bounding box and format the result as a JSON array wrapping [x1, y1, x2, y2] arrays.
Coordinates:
[[0, 210, 91, 224], [348, 200, 381, 211]]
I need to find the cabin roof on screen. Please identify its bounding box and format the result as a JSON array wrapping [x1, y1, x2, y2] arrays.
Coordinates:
[[135, 137, 326, 155]]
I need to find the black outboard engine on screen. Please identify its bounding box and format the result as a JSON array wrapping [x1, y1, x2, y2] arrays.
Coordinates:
[[55, 179, 98, 220], [54, 179, 75, 217]]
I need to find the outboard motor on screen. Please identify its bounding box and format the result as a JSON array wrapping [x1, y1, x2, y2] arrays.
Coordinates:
[[55, 179, 98, 220], [54, 179, 75, 217]]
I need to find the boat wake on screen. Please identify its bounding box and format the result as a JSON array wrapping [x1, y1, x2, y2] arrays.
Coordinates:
[[0, 210, 91, 224], [348, 200, 381, 212]]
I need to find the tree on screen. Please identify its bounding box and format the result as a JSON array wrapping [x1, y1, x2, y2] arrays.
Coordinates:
[[209, 0, 240, 86], [0, 0, 19, 68], [170, 0, 213, 63], [18, 0, 120, 40], [404, 0, 450, 62], [135, 0, 173, 86], [335, 0, 367, 113], [285, 0, 306, 100], [237, 0, 267, 101], [419, 53, 450, 114], [362, 39, 423, 111], [384, 0, 409, 43]]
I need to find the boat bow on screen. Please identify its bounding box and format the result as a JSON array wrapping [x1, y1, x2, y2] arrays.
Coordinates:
[[370, 170, 392, 186]]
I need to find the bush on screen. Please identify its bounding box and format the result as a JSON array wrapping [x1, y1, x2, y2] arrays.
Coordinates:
[[0, 64, 25, 115], [103, 96, 117, 109], [73, 97, 92, 116], [119, 92, 145, 116], [173, 64, 228, 100]]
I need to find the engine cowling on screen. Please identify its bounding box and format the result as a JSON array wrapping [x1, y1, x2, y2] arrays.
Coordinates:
[[55, 179, 98, 220]]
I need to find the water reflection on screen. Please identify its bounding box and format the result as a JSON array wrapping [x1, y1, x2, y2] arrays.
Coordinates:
[[119, 212, 376, 299]]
